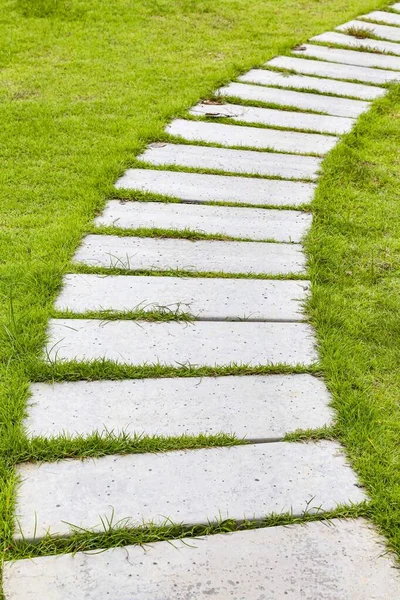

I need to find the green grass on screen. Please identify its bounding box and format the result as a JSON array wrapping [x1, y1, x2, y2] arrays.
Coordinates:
[[306, 83, 400, 557], [0, 0, 395, 587]]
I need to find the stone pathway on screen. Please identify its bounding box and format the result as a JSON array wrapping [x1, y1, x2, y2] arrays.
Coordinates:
[[5, 5, 400, 599]]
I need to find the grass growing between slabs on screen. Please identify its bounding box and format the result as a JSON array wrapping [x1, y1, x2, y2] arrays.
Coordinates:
[[0, 0, 395, 581], [306, 83, 400, 557]]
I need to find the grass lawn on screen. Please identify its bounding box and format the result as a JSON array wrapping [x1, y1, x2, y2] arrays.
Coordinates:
[[0, 0, 398, 588]]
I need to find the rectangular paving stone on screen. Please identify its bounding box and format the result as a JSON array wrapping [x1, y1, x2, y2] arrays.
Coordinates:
[[268, 55, 400, 85], [55, 275, 309, 321], [238, 68, 385, 99], [115, 168, 316, 206], [293, 43, 400, 71], [74, 235, 306, 274], [95, 201, 312, 243], [361, 10, 400, 26], [219, 82, 369, 118], [45, 319, 318, 366], [166, 118, 338, 155], [312, 30, 400, 56], [14, 441, 365, 539], [26, 374, 333, 439], [5, 519, 400, 600], [139, 143, 321, 180], [337, 19, 400, 42], [392, 3, 400, 12], [191, 101, 354, 134]]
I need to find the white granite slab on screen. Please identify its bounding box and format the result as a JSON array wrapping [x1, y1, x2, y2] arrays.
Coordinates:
[[95, 201, 312, 243], [139, 143, 321, 180], [166, 118, 338, 154], [238, 68, 384, 99], [74, 235, 307, 275], [5, 520, 399, 600], [55, 275, 309, 321], [337, 19, 400, 42], [26, 374, 333, 439], [115, 168, 316, 206], [45, 319, 318, 366], [268, 55, 399, 84], [219, 82, 369, 117], [190, 101, 354, 134], [293, 43, 400, 71], [312, 30, 400, 56], [14, 441, 365, 539]]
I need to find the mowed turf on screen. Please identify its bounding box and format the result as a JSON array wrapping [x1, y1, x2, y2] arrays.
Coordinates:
[[0, 0, 396, 585]]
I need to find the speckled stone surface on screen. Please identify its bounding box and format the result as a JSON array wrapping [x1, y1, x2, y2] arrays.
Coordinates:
[[73, 235, 307, 274], [44, 319, 318, 366], [54, 274, 309, 320], [191, 101, 354, 134], [95, 201, 312, 242], [14, 442, 365, 539], [115, 167, 316, 205], [166, 118, 338, 154], [139, 143, 321, 179], [26, 374, 333, 439], [219, 82, 369, 117], [5, 520, 400, 599]]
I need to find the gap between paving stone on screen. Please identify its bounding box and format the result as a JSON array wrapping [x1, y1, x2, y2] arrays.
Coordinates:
[[293, 43, 400, 71], [337, 19, 400, 42]]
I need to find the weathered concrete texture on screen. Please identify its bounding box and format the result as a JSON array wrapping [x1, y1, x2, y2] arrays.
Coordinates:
[[190, 101, 354, 134], [166, 118, 338, 155], [14, 441, 365, 539], [337, 19, 400, 42], [312, 31, 400, 56], [74, 235, 306, 274], [115, 168, 316, 206], [361, 10, 400, 26], [55, 274, 309, 321], [139, 143, 321, 180], [45, 319, 318, 366], [238, 68, 384, 100], [26, 374, 333, 439], [268, 55, 398, 85], [219, 82, 369, 118], [5, 519, 400, 600], [293, 44, 400, 71], [95, 201, 312, 243]]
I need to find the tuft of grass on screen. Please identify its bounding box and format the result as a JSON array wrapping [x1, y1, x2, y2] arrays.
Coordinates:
[[342, 24, 375, 38]]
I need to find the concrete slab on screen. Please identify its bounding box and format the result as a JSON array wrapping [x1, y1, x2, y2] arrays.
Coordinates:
[[95, 201, 312, 243], [166, 118, 338, 155], [391, 3, 400, 11], [312, 30, 400, 56], [45, 319, 318, 366], [337, 19, 400, 42], [55, 275, 309, 321], [219, 82, 369, 118], [5, 520, 400, 600], [26, 374, 333, 439], [361, 10, 400, 26], [268, 55, 399, 85], [138, 143, 321, 180], [191, 101, 354, 134], [115, 168, 316, 206], [238, 68, 384, 100], [293, 44, 400, 71], [74, 235, 307, 275], [14, 441, 365, 539]]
